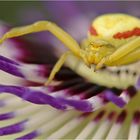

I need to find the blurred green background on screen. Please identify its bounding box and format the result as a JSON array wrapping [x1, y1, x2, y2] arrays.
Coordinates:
[[0, 1, 41, 25]]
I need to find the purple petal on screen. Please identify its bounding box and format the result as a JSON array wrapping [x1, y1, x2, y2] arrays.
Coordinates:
[[0, 55, 19, 65], [16, 131, 39, 140], [0, 85, 66, 110], [58, 97, 93, 112], [104, 90, 126, 107], [0, 55, 48, 83], [0, 121, 26, 136], [0, 56, 24, 78], [0, 112, 14, 120]]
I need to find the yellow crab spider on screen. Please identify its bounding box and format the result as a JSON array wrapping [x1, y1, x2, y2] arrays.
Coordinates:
[[0, 13, 140, 85]]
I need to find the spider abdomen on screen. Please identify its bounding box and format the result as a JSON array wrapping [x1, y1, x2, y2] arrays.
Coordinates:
[[89, 13, 140, 39]]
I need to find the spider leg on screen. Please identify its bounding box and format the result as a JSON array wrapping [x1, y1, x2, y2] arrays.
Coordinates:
[[0, 21, 81, 57], [95, 57, 107, 70], [96, 37, 140, 69], [108, 37, 140, 63], [109, 48, 140, 66], [45, 51, 71, 86]]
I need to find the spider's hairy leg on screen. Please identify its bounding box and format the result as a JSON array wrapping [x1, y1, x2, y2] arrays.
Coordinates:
[[45, 51, 72, 86], [96, 37, 140, 69], [0, 21, 81, 57]]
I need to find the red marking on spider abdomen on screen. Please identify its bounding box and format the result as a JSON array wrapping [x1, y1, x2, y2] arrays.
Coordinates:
[[89, 26, 98, 36], [113, 27, 140, 39]]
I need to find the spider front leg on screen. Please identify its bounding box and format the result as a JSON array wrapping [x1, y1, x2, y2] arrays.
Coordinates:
[[96, 37, 140, 69], [45, 51, 71, 86], [0, 21, 81, 57]]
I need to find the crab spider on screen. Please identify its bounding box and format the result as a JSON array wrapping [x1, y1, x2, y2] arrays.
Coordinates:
[[0, 13, 140, 85]]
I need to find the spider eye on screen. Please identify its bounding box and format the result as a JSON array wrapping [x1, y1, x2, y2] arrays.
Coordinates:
[[89, 42, 101, 49], [88, 40, 115, 53], [89, 40, 110, 49]]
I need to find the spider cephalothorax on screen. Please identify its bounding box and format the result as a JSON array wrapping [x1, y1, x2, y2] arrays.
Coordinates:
[[0, 13, 140, 85], [80, 39, 116, 67]]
